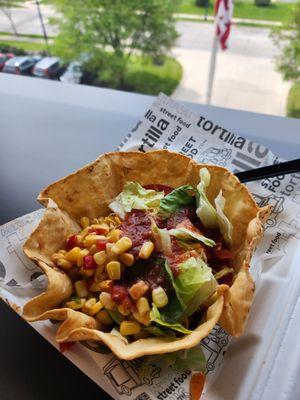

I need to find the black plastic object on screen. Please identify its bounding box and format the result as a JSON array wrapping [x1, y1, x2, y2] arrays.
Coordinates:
[[235, 159, 300, 183]]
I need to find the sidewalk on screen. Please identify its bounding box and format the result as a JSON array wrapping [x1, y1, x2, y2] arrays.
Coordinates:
[[0, 34, 52, 43], [176, 13, 282, 27]]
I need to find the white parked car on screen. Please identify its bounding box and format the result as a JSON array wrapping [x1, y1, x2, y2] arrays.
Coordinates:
[[60, 61, 83, 84]]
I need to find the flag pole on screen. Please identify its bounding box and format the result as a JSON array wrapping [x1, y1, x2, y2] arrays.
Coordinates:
[[35, 0, 51, 55], [206, 24, 219, 105]]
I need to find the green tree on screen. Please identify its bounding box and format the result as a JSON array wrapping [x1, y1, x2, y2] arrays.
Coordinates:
[[47, 0, 179, 88], [271, 2, 300, 81], [0, 0, 26, 36]]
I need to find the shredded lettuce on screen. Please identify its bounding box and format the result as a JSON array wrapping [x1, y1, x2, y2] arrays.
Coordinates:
[[196, 168, 233, 244], [161, 260, 186, 323], [196, 168, 219, 229], [169, 257, 217, 317], [157, 292, 184, 324], [151, 218, 172, 256], [159, 185, 196, 218], [172, 346, 206, 372], [145, 345, 206, 373], [109, 182, 164, 218], [163, 259, 183, 310], [150, 304, 192, 334], [215, 190, 233, 244], [157, 352, 178, 366], [107, 309, 125, 324], [168, 227, 215, 247], [144, 326, 176, 338]]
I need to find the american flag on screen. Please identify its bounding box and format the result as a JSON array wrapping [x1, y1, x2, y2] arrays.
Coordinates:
[[215, 0, 234, 50]]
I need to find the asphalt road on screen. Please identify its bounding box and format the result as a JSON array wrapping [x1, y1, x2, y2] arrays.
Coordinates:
[[176, 20, 278, 58], [0, 4, 279, 58], [0, 4, 290, 115], [0, 2, 57, 36]]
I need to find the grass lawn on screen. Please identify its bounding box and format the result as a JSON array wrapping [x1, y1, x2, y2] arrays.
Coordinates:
[[0, 39, 47, 52], [0, 31, 53, 39], [177, 16, 278, 29], [178, 0, 295, 23], [286, 83, 300, 118], [125, 56, 183, 96]]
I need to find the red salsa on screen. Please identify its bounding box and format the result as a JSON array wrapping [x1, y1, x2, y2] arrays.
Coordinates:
[[168, 237, 190, 277], [117, 187, 233, 299], [120, 210, 152, 256]]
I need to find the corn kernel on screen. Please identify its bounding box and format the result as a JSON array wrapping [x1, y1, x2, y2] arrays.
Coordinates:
[[129, 280, 149, 300], [106, 261, 121, 280], [90, 223, 110, 235], [98, 280, 113, 292], [58, 250, 67, 255], [93, 251, 107, 266], [65, 246, 81, 262], [77, 249, 89, 267], [79, 267, 95, 277], [112, 237, 132, 255], [118, 304, 131, 316], [108, 229, 122, 243], [76, 235, 84, 247], [65, 298, 86, 310], [88, 244, 98, 255], [119, 253, 134, 266], [95, 310, 113, 325], [136, 297, 150, 315], [99, 292, 116, 310], [82, 297, 96, 314], [152, 286, 168, 308], [57, 258, 73, 270], [90, 301, 104, 315], [83, 235, 107, 248], [105, 214, 121, 227], [106, 242, 118, 261], [82, 298, 103, 316], [138, 241, 154, 259], [80, 216, 90, 229], [74, 280, 89, 298], [52, 253, 64, 263], [80, 227, 91, 238], [120, 321, 141, 336], [133, 311, 151, 326], [114, 215, 121, 226], [92, 218, 99, 224]]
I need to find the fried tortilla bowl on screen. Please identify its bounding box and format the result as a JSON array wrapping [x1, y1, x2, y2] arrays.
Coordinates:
[[23, 150, 270, 359]]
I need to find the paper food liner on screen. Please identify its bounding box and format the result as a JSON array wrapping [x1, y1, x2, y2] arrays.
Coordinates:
[[1, 93, 300, 400]]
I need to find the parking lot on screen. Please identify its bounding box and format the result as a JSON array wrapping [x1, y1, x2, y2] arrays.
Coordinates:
[[0, 50, 85, 84]]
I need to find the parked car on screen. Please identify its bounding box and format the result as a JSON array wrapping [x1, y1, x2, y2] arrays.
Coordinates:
[[2, 56, 37, 75], [33, 57, 64, 79], [0, 53, 15, 71], [60, 53, 90, 84], [32, 55, 43, 63], [60, 61, 83, 84]]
